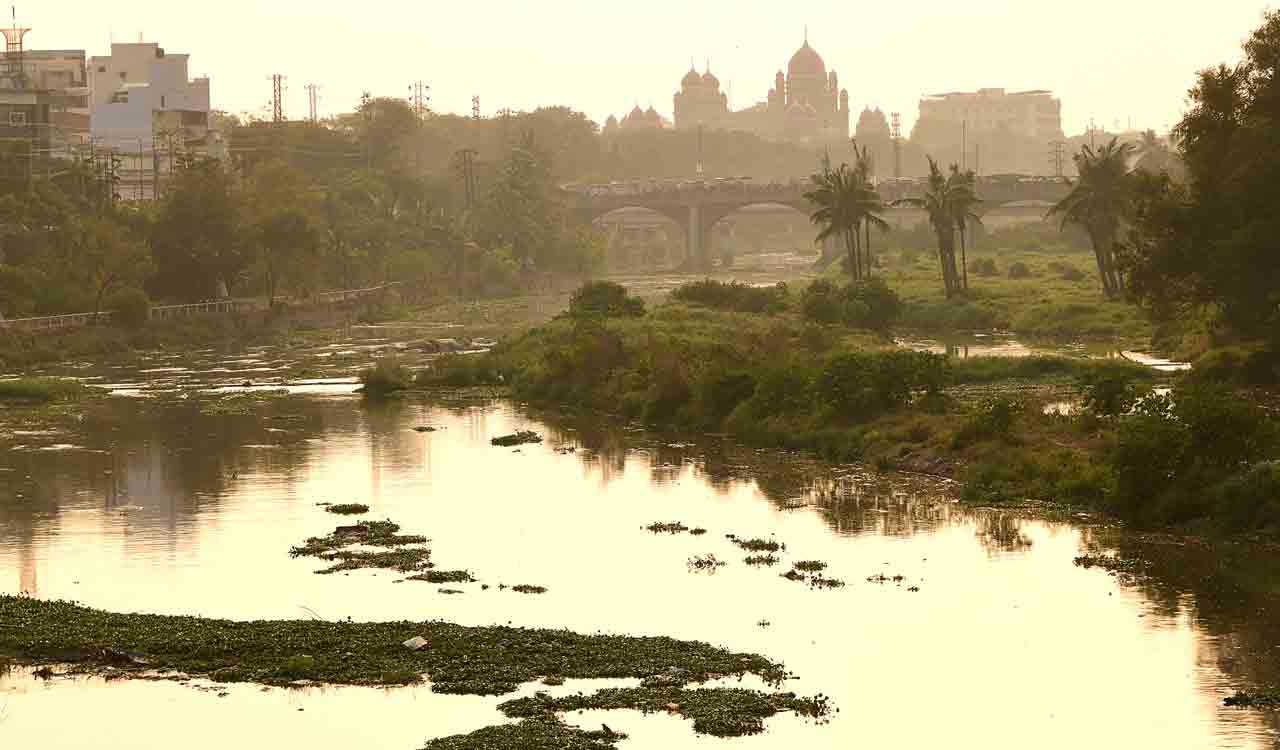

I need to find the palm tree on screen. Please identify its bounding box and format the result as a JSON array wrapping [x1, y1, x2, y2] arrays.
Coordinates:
[[850, 142, 889, 278], [805, 162, 860, 278], [894, 158, 962, 297], [1048, 138, 1134, 298], [947, 165, 982, 290]]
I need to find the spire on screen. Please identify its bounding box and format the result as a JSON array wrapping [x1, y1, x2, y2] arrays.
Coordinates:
[[804, 25, 808, 45]]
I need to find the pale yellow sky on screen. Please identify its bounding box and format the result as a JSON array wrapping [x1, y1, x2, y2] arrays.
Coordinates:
[[26, 1, 1272, 135]]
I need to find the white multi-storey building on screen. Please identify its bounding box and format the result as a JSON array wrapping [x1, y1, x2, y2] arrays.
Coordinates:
[[89, 42, 211, 150]]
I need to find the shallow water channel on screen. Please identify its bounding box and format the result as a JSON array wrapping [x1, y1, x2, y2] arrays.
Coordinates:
[[0, 342, 1273, 748]]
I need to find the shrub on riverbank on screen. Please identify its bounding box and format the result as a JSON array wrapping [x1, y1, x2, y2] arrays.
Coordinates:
[[358, 357, 413, 396], [568, 281, 644, 319], [0, 377, 87, 403], [800, 278, 902, 331], [671, 279, 788, 314]]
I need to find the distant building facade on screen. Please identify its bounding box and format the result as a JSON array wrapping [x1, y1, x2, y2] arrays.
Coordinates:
[[672, 37, 850, 143], [605, 105, 670, 132], [607, 35, 851, 145], [89, 42, 212, 151], [913, 88, 1063, 142]]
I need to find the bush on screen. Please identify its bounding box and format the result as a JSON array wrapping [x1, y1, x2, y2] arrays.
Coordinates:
[[815, 350, 947, 421], [1109, 384, 1276, 525], [953, 396, 1023, 447], [1191, 345, 1278, 388], [1007, 262, 1032, 279], [970, 257, 999, 277], [800, 278, 902, 331], [671, 279, 787, 314], [800, 280, 843, 325], [1080, 362, 1151, 417], [358, 357, 413, 396], [1212, 462, 1280, 533], [417, 354, 502, 387], [0, 377, 87, 403], [568, 281, 644, 318], [109, 288, 150, 330]]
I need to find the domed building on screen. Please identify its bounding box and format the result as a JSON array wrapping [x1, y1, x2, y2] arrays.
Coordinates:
[[669, 35, 851, 144], [604, 104, 670, 133]]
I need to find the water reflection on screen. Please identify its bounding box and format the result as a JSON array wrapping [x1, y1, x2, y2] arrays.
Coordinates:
[[0, 387, 1274, 749]]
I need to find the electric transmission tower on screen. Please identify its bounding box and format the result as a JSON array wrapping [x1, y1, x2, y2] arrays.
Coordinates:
[[472, 96, 480, 120], [305, 83, 320, 123], [270, 74, 286, 123], [1049, 140, 1066, 178], [409, 81, 430, 117]]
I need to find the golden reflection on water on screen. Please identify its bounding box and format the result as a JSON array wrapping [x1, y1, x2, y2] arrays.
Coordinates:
[[0, 393, 1275, 749]]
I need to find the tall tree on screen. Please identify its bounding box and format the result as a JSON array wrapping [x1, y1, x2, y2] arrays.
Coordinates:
[[894, 158, 962, 297], [79, 213, 154, 320], [1122, 11, 1280, 338], [805, 162, 860, 278], [1048, 138, 1134, 298], [947, 165, 982, 290], [150, 157, 244, 301]]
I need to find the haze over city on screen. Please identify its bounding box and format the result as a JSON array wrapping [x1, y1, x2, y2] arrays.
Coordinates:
[[28, 0, 1272, 133]]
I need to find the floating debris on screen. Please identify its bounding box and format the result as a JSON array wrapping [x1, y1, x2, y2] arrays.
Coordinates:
[[289, 520, 431, 575], [1225, 691, 1280, 708], [688, 554, 727, 571], [325, 503, 370, 516], [511, 584, 548, 594], [807, 575, 846, 590], [406, 570, 475, 584], [645, 521, 690, 534], [744, 555, 780, 567], [413, 426, 437, 433], [727, 535, 785, 553], [491, 431, 542, 447], [793, 560, 828, 573], [690, 528, 708, 536]]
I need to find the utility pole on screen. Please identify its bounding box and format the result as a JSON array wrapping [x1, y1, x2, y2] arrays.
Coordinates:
[[472, 95, 480, 120], [961, 120, 967, 170], [696, 124, 704, 176], [151, 134, 160, 199], [409, 81, 430, 118], [305, 83, 320, 123], [271, 74, 286, 123], [974, 142, 980, 177], [458, 148, 478, 209], [1048, 140, 1065, 178], [361, 91, 372, 171], [891, 112, 902, 179]]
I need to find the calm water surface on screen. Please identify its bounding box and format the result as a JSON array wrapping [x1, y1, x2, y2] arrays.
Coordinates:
[[0, 344, 1271, 748]]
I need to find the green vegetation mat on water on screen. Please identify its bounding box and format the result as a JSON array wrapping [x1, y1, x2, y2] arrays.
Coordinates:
[[0, 596, 829, 744]]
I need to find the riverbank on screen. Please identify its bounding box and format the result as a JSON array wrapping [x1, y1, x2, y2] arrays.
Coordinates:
[[436, 291, 1274, 538]]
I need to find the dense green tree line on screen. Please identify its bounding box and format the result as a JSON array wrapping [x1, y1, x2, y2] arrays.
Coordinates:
[[0, 99, 607, 318]]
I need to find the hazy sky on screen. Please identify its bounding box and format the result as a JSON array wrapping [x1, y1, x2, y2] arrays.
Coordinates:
[[26, 1, 1273, 135]]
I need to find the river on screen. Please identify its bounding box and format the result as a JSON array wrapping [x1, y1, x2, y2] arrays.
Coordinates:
[[0, 336, 1270, 749]]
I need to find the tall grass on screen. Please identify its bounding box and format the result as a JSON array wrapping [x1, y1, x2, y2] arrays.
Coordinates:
[[0, 377, 87, 403]]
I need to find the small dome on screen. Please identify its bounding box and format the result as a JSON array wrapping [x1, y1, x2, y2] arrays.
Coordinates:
[[788, 39, 826, 79], [682, 68, 703, 89], [629, 105, 644, 118], [702, 68, 720, 89]]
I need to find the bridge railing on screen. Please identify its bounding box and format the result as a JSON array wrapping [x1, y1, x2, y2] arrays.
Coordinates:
[[1, 283, 403, 336]]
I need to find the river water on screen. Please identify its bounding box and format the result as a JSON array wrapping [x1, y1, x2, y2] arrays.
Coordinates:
[[0, 339, 1271, 749]]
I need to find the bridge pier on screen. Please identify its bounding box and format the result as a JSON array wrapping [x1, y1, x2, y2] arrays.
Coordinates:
[[686, 204, 707, 271]]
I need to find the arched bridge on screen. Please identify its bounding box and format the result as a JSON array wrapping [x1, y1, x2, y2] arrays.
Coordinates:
[[563, 176, 1072, 269]]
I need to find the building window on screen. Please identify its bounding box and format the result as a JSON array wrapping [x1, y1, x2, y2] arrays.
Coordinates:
[[97, 65, 106, 73], [8, 111, 27, 126], [161, 95, 165, 108]]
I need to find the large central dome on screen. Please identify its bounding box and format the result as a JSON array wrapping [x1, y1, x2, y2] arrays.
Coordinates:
[[788, 39, 826, 79]]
